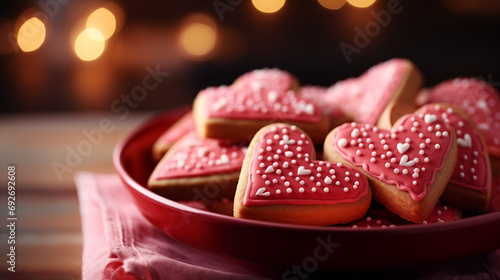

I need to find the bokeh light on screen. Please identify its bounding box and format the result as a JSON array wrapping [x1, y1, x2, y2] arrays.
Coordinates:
[[86, 7, 116, 40], [17, 17, 46, 52], [252, 0, 286, 13], [179, 14, 217, 58], [318, 0, 347, 10], [74, 28, 105, 61], [347, 0, 376, 8]]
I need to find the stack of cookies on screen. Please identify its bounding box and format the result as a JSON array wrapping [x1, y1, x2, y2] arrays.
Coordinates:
[[147, 58, 500, 227]]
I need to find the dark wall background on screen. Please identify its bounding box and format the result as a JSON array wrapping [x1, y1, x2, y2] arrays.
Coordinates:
[[1, 0, 499, 114]]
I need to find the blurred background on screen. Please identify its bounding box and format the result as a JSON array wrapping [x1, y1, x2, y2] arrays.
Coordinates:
[[1, 0, 500, 114]]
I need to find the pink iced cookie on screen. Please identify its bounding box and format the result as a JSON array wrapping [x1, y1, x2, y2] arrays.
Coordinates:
[[152, 111, 196, 161], [234, 124, 371, 226], [325, 58, 423, 125], [232, 68, 299, 93], [425, 78, 500, 157], [421, 201, 461, 224], [298, 85, 350, 128], [418, 104, 492, 212], [193, 71, 330, 143], [324, 113, 457, 223], [351, 216, 397, 229], [148, 132, 247, 201]]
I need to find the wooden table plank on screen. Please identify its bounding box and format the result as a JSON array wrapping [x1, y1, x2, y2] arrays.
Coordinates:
[[0, 112, 157, 279]]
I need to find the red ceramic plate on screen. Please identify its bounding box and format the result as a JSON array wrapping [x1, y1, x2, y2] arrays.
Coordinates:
[[114, 107, 500, 272]]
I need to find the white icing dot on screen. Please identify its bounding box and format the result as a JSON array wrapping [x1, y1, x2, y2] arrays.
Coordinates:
[[403, 169, 408, 175], [370, 158, 376, 163], [385, 163, 391, 168], [424, 157, 429, 163], [265, 180, 270, 185], [356, 150, 362, 155], [266, 139, 272, 145], [316, 182, 321, 187], [259, 163, 265, 168], [287, 188, 292, 193], [413, 181, 418, 185], [345, 177, 350, 182], [470, 168, 475, 173], [312, 187, 317, 192], [412, 173, 419, 178], [330, 169, 335, 174], [394, 168, 400, 174], [276, 189, 281, 194], [338, 138, 348, 147], [324, 187, 329, 193], [299, 187, 305, 192], [324, 177, 332, 184], [291, 159, 297, 164], [266, 146, 272, 151], [351, 140, 357, 145], [435, 144, 440, 150], [272, 179, 278, 184], [420, 143, 425, 149], [459, 172, 465, 178], [284, 181, 290, 187], [473, 176, 477, 181], [343, 187, 349, 192], [351, 128, 360, 138]]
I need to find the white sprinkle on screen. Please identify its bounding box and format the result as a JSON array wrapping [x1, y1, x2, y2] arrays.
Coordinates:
[[338, 138, 348, 147]]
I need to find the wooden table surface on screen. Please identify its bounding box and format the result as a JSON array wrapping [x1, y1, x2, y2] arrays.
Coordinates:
[[0, 112, 156, 279]]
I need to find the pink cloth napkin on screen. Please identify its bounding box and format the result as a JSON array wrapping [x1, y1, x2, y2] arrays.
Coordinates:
[[75, 172, 268, 280], [75, 172, 500, 280]]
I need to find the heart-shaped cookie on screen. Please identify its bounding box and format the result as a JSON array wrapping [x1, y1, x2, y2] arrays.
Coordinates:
[[232, 68, 299, 93], [298, 85, 351, 128], [424, 78, 500, 158], [234, 123, 371, 225], [324, 112, 457, 223], [152, 110, 196, 161], [193, 70, 330, 143], [325, 58, 423, 125], [148, 132, 247, 201], [417, 104, 492, 212]]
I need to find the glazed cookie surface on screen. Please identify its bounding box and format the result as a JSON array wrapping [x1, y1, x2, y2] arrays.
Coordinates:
[[417, 104, 491, 212], [325, 58, 423, 125], [148, 132, 247, 201], [324, 112, 457, 223], [194, 70, 330, 143], [425, 78, 500, 157], [152, 110, 196, 161], [234, 123, 371, 225]]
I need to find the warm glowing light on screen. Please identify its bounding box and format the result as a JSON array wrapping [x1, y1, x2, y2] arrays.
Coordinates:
[[86, 7, 116, 40], [347, 0, 376, 8], [17, 17, 46, 52], [252, 0, 286, 13], [74, 28, 105, 61], [318, 0, 347, 10], [179, 17, 217, 57]]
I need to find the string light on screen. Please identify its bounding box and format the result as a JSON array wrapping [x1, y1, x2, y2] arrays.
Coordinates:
[[17, 17, 46, 52], [318, 0, 347, 10], [347, 0, 376, 8], [252, 0, 286, 13]]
